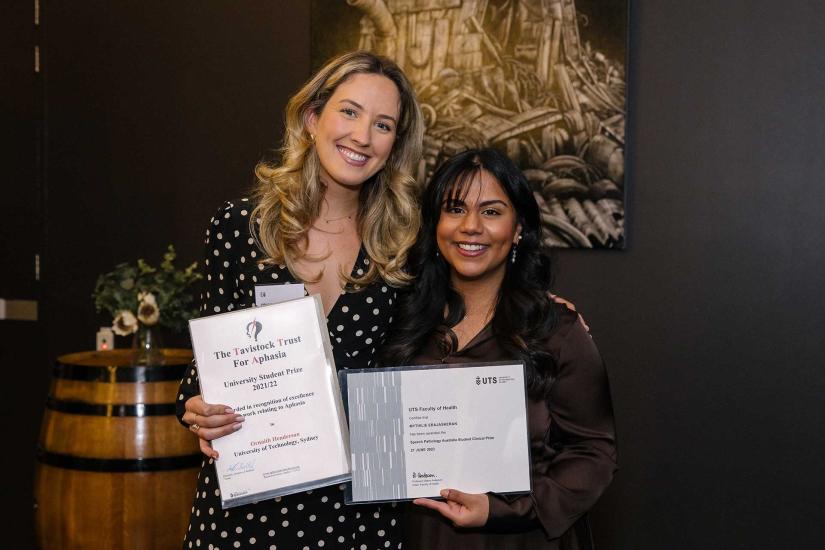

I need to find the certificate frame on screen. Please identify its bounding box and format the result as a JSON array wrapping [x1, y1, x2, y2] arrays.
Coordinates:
[[340, 361, 532, 505], [189, 295, 351, 509]]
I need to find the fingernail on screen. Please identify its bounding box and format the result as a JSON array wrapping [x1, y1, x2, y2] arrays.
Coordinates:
[[440, 489, 449, 497], [233, 423, 242, 431], [224, 407, 234, 414], [235, 415, 245, 422]]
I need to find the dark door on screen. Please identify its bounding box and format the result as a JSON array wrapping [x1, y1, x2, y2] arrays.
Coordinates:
[[1, 2, 47, 548]]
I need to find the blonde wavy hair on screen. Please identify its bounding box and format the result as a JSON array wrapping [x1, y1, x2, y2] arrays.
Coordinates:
[[251, 51, 424, 287]]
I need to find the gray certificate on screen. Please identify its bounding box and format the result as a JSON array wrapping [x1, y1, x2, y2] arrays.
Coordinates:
[[341, 362, 531, 503]]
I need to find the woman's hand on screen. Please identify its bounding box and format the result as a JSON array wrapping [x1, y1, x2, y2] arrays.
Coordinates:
[[413, 488, 490, 528], [181, 395, 244, 459]]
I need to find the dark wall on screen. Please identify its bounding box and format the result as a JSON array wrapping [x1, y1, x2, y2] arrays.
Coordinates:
[[43, 0, 312, 356], [2, 3, 45, 549], [556, 2, 825, 548], [16, 0, 825, 548]]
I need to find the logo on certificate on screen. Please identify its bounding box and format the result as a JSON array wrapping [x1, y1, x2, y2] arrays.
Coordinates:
[[246, 319, 263, 341], [475, 376, 498, 385]]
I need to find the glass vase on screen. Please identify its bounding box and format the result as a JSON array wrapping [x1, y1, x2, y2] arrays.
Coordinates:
[[131, 324, 166, 366]]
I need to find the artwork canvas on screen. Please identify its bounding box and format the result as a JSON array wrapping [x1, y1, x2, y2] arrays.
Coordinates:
[[312, 0, 628, 249]]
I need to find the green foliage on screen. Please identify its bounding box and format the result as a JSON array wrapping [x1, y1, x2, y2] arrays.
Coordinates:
[[92, 245, 202, 333]]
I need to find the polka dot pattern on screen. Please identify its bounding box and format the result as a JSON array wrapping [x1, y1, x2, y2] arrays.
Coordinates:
[[178, 199, 401, 549]]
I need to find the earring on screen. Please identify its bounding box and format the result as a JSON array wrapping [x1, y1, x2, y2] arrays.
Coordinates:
[[511, 235, 521, 264], [435, 249, 440, 258], [309, 133, 315, 142]]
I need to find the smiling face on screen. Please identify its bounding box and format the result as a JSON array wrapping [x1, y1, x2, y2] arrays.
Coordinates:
[[436, 169, 522, 286], [306, 73, 401, 190]]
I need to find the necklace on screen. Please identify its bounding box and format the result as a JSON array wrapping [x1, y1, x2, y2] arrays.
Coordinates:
[[311, 210, 357, 234], [321, 211, 357, 223]]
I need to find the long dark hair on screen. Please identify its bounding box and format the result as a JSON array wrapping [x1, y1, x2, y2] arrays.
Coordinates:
[[381, 148, 559, 396]]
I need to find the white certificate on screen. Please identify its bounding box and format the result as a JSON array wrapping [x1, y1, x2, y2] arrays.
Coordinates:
[[342, 362, 531, 503], [189, 295, 350, 509]]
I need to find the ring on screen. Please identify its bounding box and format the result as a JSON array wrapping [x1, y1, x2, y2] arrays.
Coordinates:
[[190, 423, 201, 433]]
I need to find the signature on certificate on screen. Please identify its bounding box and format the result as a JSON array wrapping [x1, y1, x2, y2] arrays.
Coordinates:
[[226, 460, 256, 474]]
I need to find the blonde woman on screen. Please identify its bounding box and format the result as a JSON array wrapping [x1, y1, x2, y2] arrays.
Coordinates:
[[177, 51, 424, 550]]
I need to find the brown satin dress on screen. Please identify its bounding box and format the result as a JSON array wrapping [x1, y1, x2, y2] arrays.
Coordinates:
[[404, 305, 617, 550]]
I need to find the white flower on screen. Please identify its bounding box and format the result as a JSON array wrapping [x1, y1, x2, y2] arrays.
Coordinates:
[[112, 310, 139, 336], [137, 294, 160, 326], [137, 291, 157, 306]]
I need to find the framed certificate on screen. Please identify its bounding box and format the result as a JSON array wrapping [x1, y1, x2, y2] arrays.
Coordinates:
[[340, 362, 531, 504], [189, 295, 350, 509]]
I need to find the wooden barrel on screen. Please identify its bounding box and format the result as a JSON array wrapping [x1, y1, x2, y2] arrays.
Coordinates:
[[34, 349, 202, 550]]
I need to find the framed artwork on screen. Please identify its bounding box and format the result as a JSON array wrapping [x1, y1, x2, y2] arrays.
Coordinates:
[[312, 0, 627, 248]]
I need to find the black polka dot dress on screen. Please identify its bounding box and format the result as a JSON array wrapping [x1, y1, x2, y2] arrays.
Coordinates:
[[177, 199, 403, 550]]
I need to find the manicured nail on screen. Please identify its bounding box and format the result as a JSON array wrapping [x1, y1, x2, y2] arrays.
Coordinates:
[[234, 415, 245, 422], [224, 407, 234, 414], [233, 423, 242, 430]]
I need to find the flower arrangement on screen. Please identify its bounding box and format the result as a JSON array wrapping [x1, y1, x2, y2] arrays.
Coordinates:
[[92, 245, 202, 336]]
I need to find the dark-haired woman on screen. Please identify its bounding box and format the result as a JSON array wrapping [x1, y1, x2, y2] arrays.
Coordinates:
[[382, 148, 617, 549]]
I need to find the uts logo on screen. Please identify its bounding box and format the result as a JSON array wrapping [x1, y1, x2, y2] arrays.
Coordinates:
[[245, 319, 263, 341], [476, 376, 498, 385]]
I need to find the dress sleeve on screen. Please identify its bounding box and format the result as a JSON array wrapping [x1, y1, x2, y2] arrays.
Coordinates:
[[175, 201, 242, 425], [485, 317, 618, 538]]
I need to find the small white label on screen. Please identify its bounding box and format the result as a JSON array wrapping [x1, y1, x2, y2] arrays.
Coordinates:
[[254, 283, 306, 307], [97, 327, 115, 350]]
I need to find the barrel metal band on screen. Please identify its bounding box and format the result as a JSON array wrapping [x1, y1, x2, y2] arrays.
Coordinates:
[[36, 448, 203, 472], [45, 396, 176, 417], [53, 361, 189, 383]]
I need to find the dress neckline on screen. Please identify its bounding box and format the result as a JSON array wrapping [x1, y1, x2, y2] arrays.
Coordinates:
[[444, 320, 494, 356], [320, 244, 366, 318]]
